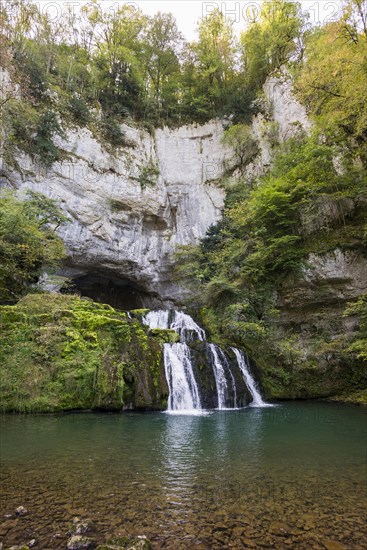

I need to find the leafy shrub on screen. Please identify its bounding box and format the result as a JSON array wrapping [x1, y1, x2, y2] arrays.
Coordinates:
[[0, 190, 67, 301], [33, 110, 65, 165], [68, 96, 91, 125], [99, 116, 127, 146], [138, 160, 160, 190]]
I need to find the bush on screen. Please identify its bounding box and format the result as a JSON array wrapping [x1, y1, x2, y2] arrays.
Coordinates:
[[68, 96, 91, 125], [0, 191, 67, 301], [99, 116, 127, 146], [33, 110, 65, 165]]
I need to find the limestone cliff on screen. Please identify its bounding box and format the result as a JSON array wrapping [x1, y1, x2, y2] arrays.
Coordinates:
[[1, 69, 312, 308], [3, 119, 233, 306]]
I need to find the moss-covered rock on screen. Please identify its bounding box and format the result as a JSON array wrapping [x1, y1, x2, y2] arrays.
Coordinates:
[[327, 389, 367, 406], [0, 294, 168, 413], [97, 535, 151, 550], [149, 328, 180, 344]]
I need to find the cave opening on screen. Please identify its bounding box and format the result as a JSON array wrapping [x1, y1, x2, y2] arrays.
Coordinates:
[[69, 273, 156, 311]]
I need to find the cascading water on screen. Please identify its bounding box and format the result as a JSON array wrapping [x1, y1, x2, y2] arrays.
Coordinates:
[[143, 310, 268, 412], [143, 310, 202, 413], [231, 347, 267, 407], [164, 344, 201, 411], [208, 344, 230, 410], [217, 346, 238, 409]]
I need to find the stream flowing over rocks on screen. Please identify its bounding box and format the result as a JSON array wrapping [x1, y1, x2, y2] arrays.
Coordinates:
[[143, 310, 268, 412]]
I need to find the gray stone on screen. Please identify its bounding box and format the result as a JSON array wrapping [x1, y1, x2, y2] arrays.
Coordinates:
[[8, 121, 230, 305], [67, 535, 96, 550]]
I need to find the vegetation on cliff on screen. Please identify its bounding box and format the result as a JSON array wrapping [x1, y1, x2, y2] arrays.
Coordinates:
[[0, 294, 168, 412], [174, 0, 367, 400], [0, 0, 366, 406], [0, 0, 305, 165], [0, 190, 67, 302]]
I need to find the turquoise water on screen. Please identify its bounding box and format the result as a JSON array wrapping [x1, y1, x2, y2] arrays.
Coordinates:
[[0, 403, 366, 549]]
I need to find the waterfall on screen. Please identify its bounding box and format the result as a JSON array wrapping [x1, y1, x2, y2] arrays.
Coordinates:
[[217, 347, 237, 409], [164, 344, 201, 411], [231, 347, 267, 407], [208, 344, 229, 409], [143, 310, 268, 412], [143, 310, 202, 413]]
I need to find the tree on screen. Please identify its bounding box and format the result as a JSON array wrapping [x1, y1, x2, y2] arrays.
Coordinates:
[[0, 191, 67, 302], [241, 0, 305, 91], [139, 12, 183, 121], [295, 0, 367, 160], [87, 4, 146, 118], [190, 9, 239, 114]]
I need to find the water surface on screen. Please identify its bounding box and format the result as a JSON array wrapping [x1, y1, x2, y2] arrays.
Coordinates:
[[0, 403, 366, 549]]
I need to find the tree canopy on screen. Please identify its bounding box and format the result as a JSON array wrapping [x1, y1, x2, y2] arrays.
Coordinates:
[[0, 191, 67, 302]]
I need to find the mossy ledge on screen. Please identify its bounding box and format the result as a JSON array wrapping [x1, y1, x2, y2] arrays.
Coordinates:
[[0, 294, 169, 413]]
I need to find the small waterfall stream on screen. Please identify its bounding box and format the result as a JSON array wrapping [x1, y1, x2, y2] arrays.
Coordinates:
[[208, 344, 230, 410], [231, 348, 267, 407], [143, 310, 268, 413]]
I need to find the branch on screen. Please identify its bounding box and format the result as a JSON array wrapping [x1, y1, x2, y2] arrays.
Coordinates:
[[308, 84, 344, 99]]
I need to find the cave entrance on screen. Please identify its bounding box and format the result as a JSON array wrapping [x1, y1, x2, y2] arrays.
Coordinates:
[[71, 273, 153, 311]]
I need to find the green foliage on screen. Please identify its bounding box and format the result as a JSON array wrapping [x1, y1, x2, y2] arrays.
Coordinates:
[[295, 1, 367, 160], [2, 101, 65, 166], [33, 110, 65, 165], [222, 124, 259, 171], [137, 160, 160, 189], [99, 116, 127, 147], [344, 295, 367, 361], [1, 99, 39, 166], [0, 191, 67, 302], [0, 294, 166, 412], [241, 0, 306, 91], [68, 95, 91, 125], [140, 12, 183, 122], [2, 0, 294, 141]]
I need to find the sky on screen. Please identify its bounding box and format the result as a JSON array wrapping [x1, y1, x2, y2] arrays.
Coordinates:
[[34, 1, 343, 41]]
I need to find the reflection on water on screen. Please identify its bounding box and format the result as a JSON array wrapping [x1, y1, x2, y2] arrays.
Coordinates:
[[0, 403, 366, 549]]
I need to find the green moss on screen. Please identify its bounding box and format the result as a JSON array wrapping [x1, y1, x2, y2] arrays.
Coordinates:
[[130, 309, 150, 317], [327, 389, 367, 406], [150, 328, 180, 344], [97, 536, 151, 549], [0, 294, 167, 413]]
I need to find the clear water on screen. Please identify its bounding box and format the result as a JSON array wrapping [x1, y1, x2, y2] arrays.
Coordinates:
[[0, 403, 366, 549]]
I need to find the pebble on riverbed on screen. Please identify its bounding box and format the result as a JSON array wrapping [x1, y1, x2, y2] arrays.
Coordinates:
[[75, 519, 95, 535], [66, 535, 96, 550], [15, 507, 28, 517]]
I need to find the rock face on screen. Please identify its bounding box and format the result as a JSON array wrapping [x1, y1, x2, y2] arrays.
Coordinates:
[[278, 249, 367, 328], [6, 120, 232, 306], [263, 71, 312, 141], [266, 248, 367, 399], [1, 67, 313, 307], [243, 70, 312, 180]]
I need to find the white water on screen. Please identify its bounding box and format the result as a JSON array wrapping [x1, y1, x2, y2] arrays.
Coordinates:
[[164, 343, 202, 412], [208, 344, 229, 409], [218, 347, 238, 409], [231, 347, 268, 407], [143, 310, 268, 412], [143, 310, 203, 413], [143, 310, 169, 330]]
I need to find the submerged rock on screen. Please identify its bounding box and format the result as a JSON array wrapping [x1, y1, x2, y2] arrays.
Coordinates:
[[96, 535, 151, 550], [74, 519, 95, 535], [67, 535, 96, 550]]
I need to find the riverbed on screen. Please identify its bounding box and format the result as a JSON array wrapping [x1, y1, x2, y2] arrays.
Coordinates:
[[0, 402, 366, 549]]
